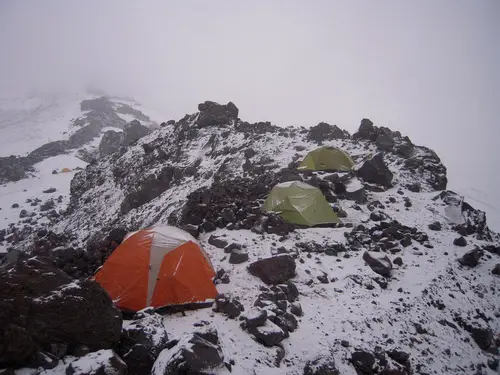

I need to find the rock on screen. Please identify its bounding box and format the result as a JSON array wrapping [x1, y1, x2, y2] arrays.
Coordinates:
[[52, 170, 58, 174], [247, 255, 296, 285], [458, 249, 484, 267], [488, 358, 499, 370], [492, 264, 500, 275], [213, 294, 244, 318], [0, 257, 122, 367], [11, 203, 19, 208], [304, 356, 339, 375], [117, 313, 169, 375], [357, 153, 393, 188], [341, 340, 350, 348], [393, 257, 403, 266], [40, 199, 55, 212], [407, 182, 421, 192], [470, 326, 494, 351], [375, 129, 395, 151], [453, 236, 467, 247], [242, 309, 268, 329], [196, 101, 239, 127], [99, 130, 124, 156], [428, 221, 442, 231], [277, 281, 299, 302], [152, 332, 224, 375], [66, 350, 127, 375], [353, 118, 377, 141], [307, 122, 347, 143], [229, 249, 249, 264], [123, 120, 150, 146], [290, 302, 303, 317], [400, 236, 412, 248], [208, 235, 228, 249], [224, 242, 242, 254], [351, 350, 375, 374], [363, 251, 393, 277], [387, 350, 410, 369], [248, 320, 286, 347], [244, 148, 257, 158], [19, 209, 29, 218], [42, 187, 56, 194]]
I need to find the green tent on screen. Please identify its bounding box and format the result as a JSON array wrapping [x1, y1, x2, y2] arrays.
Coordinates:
[[263, 181, 340, 226], [298, 146, 355, 172]]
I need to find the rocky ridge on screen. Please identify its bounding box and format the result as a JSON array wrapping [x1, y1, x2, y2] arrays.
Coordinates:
[[0, 100, 499, 375]]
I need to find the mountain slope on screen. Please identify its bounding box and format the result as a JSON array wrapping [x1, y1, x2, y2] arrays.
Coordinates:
[[1, 100, 499, 375]]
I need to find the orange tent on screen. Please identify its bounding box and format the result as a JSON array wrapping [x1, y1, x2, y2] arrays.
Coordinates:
[[61, 168, 72, 173], [93, 226, 218, 312]]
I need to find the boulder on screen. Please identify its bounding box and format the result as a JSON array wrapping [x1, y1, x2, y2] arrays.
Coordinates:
[[42, 188, 56, 194], [117, 313, 169, 375], [247, 255, 296, 285], [213, 294, 244, 318], [0, 257, 122, 367], [304, 356, 339, 375], [492, 264, 500, 275], [208, 235, 228, 249], [351, 350, 375, 374], [66, 350, 127, 375], [353, 118, 377, 141], [229, 249, 249, 264], [470, 326, 494, 351], [152, 333, 224, 375], [244, 148, 257, 159], [197, 101, 239, 128], [363, 251, 393, 277], [357, 153, 393, 188], [453, 236, 467, 247], [99, 130, 124, 156], [375, 128, 395, 151], [123, 120, 150, 146], [428, 221, 442, 231], [241, 309, 268, 329], [307, 122, 347, 143], [457, 249, 484, 268], [248, 320, 286, 347]]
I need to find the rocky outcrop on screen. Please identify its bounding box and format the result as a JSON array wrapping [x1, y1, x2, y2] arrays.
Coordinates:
[[66, 350, 127, 375], [307, 122, 348, 143], [0, 257, 122, 367], [363, 251, 393, 276], [99, 130, 124, 156], [196, 101, 239, 127], [123, 120, 151, 146]]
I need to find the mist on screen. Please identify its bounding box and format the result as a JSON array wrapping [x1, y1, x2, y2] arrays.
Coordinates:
[[1, 0, 499, 229]]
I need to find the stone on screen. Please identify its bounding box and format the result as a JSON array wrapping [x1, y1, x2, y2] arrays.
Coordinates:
[[351, 350, 375, 374], [242, 309, 268, 329], [40, 199, 55, 212], [470, 326, 494, 351], [248, 321, 286, 347], [393, 257, 403, 266], [453, 236, 467, 247], [42, 187, 57, 194], [492, 264, 500, 275], [229, 249, 249, 264], [11, 203, 19, 208], [213, 294, 244, 318], [363, 251, 393, 277], [247, 255, 296, 285], [151, 332, 224, 375], [0, 257, 122, 367], [400, 236, 412, 248], [208, 235, 228, 249], [117, 313, 169, 375], [458, 249, 483, 268], [290, 302, 303, 317], [357, 153, 393, 188], [66, 350, 127, 375], [307, 122, 347, 143], [123, 120, 150, 146], [244, 148, 257, 158], [196, 101, 239, 127], [428, 221, 442, 231], [304, 356, 339, 375]]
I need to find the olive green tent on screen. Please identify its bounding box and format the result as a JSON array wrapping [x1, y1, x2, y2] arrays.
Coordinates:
[[263, 181, 340, 226], [298, 146, 355, 172]]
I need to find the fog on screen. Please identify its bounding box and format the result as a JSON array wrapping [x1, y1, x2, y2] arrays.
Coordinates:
[[1, 0, 499, 230]]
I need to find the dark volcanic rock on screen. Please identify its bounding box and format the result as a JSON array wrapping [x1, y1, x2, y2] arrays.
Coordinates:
[[229, 249, 249, 264], [453, 236, 467, 247], [492, 264, 500, 275], [353, 118, 377, 141], [0, 257, 122, 367], [208, 235, 228, 249], [123, 120, 150, 146], [363, 251, 392, 277], [308, 122, 347, 143], [357, 153, 393, 188], [66, 350, 127, 375], [99, 130, 124, 156], [152, 332, 224, 375], [428, 221, 442, 231], [42, 188, 56, 194], [247, 321, 286, 347], [117, 313, 169, 375], [304, 356, 339, 375], [197, 101, 239, 128], [470, 326, 494, 351], [351, 350, 375, 374], [0, 155, 31, 183], [457, 249, 484, 268], [213, 294, 244, 318], [247, 255, 296, 285]]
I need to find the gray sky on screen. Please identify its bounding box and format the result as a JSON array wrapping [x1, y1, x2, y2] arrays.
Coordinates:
[[1, 0, 499, 229]]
